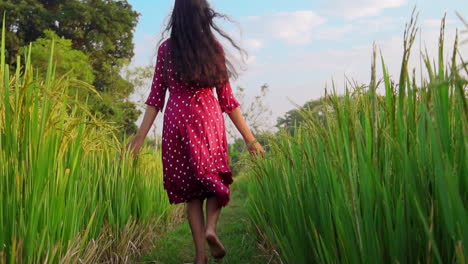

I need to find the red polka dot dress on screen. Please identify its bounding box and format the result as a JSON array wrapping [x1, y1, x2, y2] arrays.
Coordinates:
[[145, 40, 240, 207]]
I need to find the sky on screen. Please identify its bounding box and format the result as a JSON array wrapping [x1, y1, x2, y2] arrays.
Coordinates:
[[127, 0, 468, 137]]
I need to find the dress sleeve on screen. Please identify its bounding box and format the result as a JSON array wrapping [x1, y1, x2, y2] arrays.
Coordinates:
[[145, 43, 168, 111], [214, 42, 240, 114], [216, 81, 240, 114]]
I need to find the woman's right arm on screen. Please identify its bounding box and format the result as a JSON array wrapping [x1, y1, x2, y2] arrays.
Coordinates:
[[127, 42, 169, 157], [127, 105, 159, 156]]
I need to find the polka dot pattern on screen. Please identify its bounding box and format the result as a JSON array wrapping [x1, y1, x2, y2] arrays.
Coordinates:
[[144, 39, 241, 207]]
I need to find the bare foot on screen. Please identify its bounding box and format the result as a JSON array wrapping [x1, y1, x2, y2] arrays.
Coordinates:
[[206, 231, 226, 259]]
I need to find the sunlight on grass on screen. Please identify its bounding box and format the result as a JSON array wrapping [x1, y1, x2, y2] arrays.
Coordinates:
[[247, 15, 467, 264], [0, 16, 170, 263]]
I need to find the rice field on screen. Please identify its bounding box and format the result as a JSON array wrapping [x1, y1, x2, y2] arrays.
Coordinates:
[[0, 19, 171, 263], [1, 9, 467, 264], [247, 17, 467, 263]]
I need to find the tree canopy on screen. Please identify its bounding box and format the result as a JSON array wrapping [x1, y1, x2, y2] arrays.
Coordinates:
[[22, 30, 95, 84], [1, 0, 141, 137], [276, 97, 329, 134]]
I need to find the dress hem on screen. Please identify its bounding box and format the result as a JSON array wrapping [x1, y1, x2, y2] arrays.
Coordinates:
[[165, 170, 234, 207]]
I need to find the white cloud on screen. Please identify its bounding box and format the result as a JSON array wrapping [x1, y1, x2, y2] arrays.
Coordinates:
[[241, 10, 407, 46], [132, 33, 159, 67], [313, 24, 354, 40], [233, 21, 468, 119], [244, 38, 264, 50], [355, 16, 403, 32], [325, 0, 408, 20], [245, 11, 327, 45]]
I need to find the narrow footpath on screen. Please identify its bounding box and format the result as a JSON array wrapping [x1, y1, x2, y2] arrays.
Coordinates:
[[138, 175, 276, 264]]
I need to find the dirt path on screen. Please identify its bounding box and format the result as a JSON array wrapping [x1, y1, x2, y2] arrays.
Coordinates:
[[138, 175, 273, 264]]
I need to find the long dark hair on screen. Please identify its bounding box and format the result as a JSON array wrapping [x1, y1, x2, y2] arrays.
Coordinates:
[[160, 0, 245, 88]]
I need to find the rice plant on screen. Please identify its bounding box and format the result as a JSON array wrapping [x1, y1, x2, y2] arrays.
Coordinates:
[[0, 17, 170, 263], [247, 15, 467, 264]]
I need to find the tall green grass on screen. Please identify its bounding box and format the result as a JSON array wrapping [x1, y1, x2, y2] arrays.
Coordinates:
[[247, 16, 467, 263], [0, 18, 170, 263]]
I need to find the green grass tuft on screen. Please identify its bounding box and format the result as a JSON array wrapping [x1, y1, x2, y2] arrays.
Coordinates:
[[246, 14, 467, 264]]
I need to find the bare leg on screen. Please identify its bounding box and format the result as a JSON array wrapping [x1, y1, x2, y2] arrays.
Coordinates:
[[205, 195, 226, 259], [187, 199, 207, 264]]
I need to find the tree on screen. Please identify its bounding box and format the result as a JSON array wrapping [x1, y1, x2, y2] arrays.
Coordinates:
[[22, 30, 95, 84], [276, 97, 328, 134], [54, 0, 139, 97], [2, 0, 138, 94], [1, 0, 141, 137], [0, 0, 73, 66]]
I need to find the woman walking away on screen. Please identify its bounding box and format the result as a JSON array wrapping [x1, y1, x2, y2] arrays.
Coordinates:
[[127, 0, 264, 263]]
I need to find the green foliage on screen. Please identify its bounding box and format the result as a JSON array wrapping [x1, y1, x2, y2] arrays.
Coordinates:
[[21, 30, 95, 83], [229, 133, 272, 176], [0, 0, 50, 65], [49, 0, 139, 96], [276, 96, 335, 134], [88, 93, 141, 140], [247, 16, 467, 263], [124, 64, 154, 92], [0, 18, 169, 263], [0, 0, 140, 137]]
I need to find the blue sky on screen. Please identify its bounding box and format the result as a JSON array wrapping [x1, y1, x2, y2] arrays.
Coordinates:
[[128, 0, 467, 135]]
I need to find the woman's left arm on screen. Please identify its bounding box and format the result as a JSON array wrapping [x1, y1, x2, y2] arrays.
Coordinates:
[[227, 107, 265, 156]]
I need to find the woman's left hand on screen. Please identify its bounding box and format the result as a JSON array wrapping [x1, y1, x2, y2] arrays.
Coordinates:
[[246, 140, 265, 157]]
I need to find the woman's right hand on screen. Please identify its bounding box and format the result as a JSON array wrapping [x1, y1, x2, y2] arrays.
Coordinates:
[[126, 136, 144, 158], [124, 106, 158, 159]]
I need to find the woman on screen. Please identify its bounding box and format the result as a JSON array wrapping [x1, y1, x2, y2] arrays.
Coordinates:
[[127, 0, 264, 263]]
